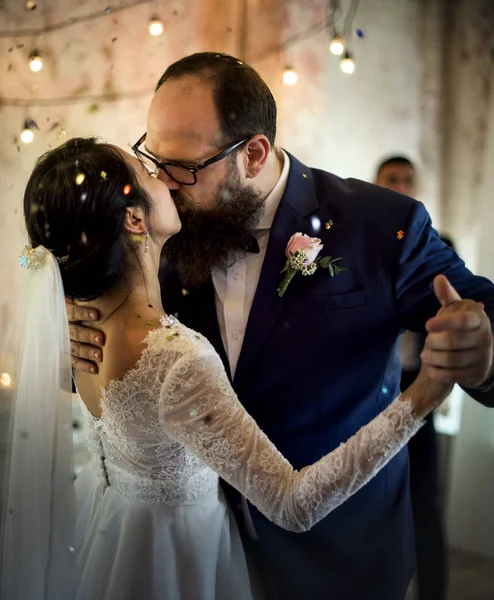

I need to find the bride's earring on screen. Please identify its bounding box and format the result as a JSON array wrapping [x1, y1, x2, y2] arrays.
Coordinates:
[[144, 231, 149, 253]]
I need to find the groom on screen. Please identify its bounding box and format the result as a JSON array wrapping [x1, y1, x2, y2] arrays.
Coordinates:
[[68, 53, 494, 599]]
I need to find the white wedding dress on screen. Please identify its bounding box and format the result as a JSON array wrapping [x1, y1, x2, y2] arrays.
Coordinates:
[[74, 315, 423, 600]]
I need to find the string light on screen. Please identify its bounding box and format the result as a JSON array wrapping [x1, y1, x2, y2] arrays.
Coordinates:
[[0, 372, 12, 388], [20, 119, 37, 143], [0, 0, 156, 38], [1, 0, 361, 110], [339, 52, 356, 74], [149, 17, 164, 36], [282, 67, 298, 86], [29, 51, 43, 72], [329, 35, 345, 56]]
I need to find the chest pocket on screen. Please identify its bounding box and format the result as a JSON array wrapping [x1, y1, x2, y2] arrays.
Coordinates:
[[287, 289, 367, 314]]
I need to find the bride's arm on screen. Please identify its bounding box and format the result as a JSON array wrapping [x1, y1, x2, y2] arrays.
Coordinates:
[[159, 348, 449, 533]]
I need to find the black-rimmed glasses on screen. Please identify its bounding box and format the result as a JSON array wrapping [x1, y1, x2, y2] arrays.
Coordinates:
[[131, 133, 249, 185]]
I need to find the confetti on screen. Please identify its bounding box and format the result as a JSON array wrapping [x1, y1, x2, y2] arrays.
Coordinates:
[[325, 220, 333, 230], [356, 29, 364, 38], [81, 192, 87, 201], [123, 184, 131, 195], [302, 173, 308, 178], [75, 173, 85, 185], [145, 320, 154, 327], [26, 118, 39, 130], [397, 230, 405, 240], [182, 288, 189, 296], [104, 7, 112, 15], [59, 129, 66, 138], [311, 216, 321, 232], [25, 1, 37, 9], [137, 313, 143, 318], [100, 171, 107, 179], [81, 232, 88, 244]]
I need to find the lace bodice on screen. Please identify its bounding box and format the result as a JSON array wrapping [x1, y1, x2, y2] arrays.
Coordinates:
[[80, 317, 424, 532]]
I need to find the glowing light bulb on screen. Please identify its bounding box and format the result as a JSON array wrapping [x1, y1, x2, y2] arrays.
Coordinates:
[[339, 53, 356, 75], [0, 372, 12, 388], [282, 68, 298, 86], [29, 52, 43, 72], [149, 19, 164, 36], [329, 35, 345, 56], [20, 128, 34, 143]]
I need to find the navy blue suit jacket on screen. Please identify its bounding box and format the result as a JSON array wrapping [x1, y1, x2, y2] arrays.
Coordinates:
[[159, 153, 494, 599]]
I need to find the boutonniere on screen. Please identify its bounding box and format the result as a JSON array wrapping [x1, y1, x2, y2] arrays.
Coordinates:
[[277, 232, 346, 297]]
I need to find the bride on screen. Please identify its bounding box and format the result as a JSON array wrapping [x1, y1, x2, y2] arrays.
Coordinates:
[[0, 137, 452, 600]]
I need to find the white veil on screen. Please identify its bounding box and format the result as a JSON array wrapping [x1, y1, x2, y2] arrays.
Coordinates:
[[0, 246, 77, 600]]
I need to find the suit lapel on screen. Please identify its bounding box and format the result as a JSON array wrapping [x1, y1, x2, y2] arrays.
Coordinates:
[[234, 154, 320, 387]]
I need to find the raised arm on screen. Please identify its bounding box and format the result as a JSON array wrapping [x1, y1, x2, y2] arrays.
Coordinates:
[[160, 348, 450, 533]]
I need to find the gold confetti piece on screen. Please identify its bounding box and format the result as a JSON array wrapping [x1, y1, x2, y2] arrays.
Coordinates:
[[100, 171, 107, 179], [145, 320, 154, 326], [81, 232, 88, 244], [137, 313, 143, 318], [182, 288, 189, 296], [325, 220, 333, 230], [397, 230, 405, 240], [302, 173, 308, 178], [75, 173, 85, 185], [123, 184, 131, 195], [166, 332, 180, 341]]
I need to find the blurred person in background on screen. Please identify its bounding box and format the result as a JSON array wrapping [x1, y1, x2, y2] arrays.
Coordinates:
[[376, 155, 454, 600]]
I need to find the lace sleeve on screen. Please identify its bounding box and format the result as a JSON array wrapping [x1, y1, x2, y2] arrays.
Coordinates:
[[159, 348, 424, 533]]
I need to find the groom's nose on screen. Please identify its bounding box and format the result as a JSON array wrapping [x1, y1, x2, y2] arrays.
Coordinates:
[[157, 169, 181, 190]]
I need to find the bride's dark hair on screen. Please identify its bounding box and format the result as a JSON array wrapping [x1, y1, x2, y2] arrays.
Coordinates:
[[24, 137, 152, 300]]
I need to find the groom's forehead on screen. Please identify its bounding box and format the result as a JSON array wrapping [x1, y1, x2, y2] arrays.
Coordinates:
[[147, 80, 221, 154], [149, 78, 218, 131]]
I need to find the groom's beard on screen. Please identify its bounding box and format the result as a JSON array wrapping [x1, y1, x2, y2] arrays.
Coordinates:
[[163, 170, 265, 289]]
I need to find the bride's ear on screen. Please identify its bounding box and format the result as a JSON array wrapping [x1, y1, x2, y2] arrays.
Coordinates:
[[124, 207, 147, 235]]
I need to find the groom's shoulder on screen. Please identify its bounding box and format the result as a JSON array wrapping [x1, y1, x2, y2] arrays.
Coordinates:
[[309, 166, 417, 221]]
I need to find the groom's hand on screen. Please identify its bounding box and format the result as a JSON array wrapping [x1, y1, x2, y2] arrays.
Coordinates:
[[66, 298, 104, 374], [421, 275, 494, 387]]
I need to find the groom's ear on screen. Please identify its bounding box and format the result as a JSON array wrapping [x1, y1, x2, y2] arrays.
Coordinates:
[[124, 206, 147, 234], [243, 135, 271, 179]]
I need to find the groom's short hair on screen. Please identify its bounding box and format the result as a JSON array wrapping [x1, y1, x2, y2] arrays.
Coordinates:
[[156, 52, 277, 147]]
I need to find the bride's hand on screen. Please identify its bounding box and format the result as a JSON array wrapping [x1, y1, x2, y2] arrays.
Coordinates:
[[401, 364, 453, 419], [66, 297, 103, 374]]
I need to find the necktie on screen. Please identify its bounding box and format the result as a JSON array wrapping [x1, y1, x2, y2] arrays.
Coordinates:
[[247, 235, 260, 254]]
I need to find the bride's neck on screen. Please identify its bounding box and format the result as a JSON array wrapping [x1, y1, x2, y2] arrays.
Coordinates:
[[76, 270, 164, 327]]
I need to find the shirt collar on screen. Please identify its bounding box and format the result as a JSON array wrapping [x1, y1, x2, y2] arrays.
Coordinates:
[[256, 149, 290, 230]]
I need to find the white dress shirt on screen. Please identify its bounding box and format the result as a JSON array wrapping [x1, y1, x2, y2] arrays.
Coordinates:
[[212, 150, 290, 377]]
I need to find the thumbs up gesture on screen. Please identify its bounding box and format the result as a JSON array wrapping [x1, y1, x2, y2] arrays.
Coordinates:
[[421, 275, 494, 387]]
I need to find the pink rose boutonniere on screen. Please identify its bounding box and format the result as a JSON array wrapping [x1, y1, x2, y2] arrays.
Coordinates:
[[277, 232, 346, 297]]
